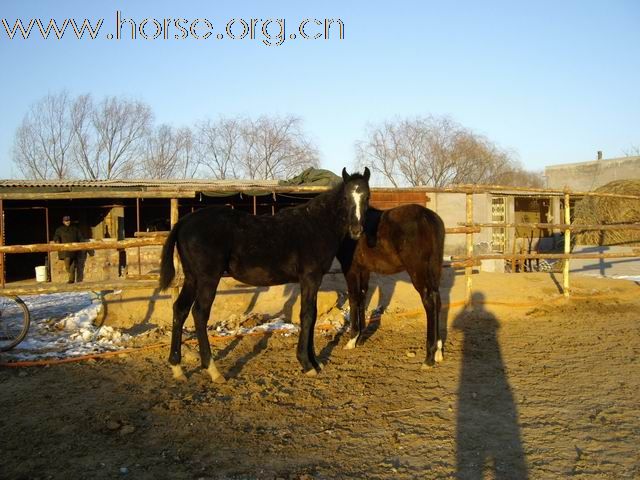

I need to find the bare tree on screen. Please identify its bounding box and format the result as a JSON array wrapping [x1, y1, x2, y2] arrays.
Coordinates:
[[77, 96, 153, 179], [355, 124, 402, 187], [357, 116, 537, 187], [13, 93, 321, 182], [624, 145, 640, 157], [239, 116, 318, 180], [178, 127, 198, 179], [12, 91, 75, 179], [495, 168, 544, 188], [70, 94, 98, 179], [194, 117, 242, 179], [140, 125, 194, 179]]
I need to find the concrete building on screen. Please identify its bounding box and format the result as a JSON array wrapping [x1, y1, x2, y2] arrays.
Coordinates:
[[545, 154, 640, 191]]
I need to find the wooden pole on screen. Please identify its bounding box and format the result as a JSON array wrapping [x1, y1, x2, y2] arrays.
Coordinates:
[[563, 192, 571, 297], [0, 278, 162, 296], [446, 226, 481, 234], [136, 198, 141, 275], [456, 222, 640, 231], [170, 198, 179, 227], [465, 193, 473, 303], [0, 237, 163, 254], [45, 207, 51, 282], [457, 251, 640, 261]]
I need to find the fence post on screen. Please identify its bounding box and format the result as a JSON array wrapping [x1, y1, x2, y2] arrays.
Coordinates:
[[563, 192, 571, 297], [466, 193, 474, 303], [136, 198, 142, 276]]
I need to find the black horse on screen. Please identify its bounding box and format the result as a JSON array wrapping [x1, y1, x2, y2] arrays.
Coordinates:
[[337, 203, 446, 368], [159, 168, 371, 382]]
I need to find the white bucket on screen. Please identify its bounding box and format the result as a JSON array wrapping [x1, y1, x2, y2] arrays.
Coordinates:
[[35, 265, 47, 282]]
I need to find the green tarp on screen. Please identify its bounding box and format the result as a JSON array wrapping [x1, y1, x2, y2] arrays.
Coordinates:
[[278, 167, 341, 187], [200, 168, 341, 197]]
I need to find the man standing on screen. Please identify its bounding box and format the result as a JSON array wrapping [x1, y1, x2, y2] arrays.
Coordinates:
[[53, 215, 84, 283]]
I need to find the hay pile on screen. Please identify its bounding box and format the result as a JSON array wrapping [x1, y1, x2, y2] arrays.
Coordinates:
[[573, 179, 640, 245]]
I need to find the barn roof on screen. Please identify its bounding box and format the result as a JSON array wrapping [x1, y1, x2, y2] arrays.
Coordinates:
[[0, 178, 326, 199]]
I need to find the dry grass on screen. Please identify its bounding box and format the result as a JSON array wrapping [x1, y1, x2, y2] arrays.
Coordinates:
[[574, 180, 640, 245]]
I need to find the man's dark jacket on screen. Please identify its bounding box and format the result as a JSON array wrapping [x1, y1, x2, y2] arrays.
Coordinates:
[[53, 225, 83, 259]]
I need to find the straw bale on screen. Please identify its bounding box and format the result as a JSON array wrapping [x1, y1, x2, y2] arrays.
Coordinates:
[[574, 180, 640, 245]]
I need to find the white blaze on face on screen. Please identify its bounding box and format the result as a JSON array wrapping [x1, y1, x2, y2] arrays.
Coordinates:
[[351, 187, 364, 221]]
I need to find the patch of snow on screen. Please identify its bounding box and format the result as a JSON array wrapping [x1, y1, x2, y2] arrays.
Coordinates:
[[1, 293, 303, 362], [1, 292, 131, 361]]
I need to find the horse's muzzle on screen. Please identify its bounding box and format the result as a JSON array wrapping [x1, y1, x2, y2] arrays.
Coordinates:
[[349, 226, 363, 240]]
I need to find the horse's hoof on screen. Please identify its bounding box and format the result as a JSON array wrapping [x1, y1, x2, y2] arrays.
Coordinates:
[[421, 360, 435, 370], [304, 368, 318, 377], [434, 349, 444, 363], [344, 337, 358, 350], [434, 340, 444, 363], [207, 363, 225, 384], [171, 365, 188, 382]]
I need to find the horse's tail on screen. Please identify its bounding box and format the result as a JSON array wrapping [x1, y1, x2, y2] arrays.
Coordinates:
[[435, 211, 446, 258], [424, 208, 446, 263], [159, 222, 180, 291], [435, 213, 446, 266]]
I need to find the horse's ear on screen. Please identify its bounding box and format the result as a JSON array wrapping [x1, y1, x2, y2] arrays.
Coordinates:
[[342, 168, 349, 182], [364, 167, 371, 181]]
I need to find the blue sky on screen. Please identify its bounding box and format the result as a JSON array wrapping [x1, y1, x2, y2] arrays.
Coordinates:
[[1, 0, 638, 179]]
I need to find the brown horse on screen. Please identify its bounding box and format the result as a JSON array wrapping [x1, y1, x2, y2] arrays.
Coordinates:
[[337, 203, 446, 368]]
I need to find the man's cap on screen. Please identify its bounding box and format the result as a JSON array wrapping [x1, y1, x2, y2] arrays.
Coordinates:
[[63, 215, 71, 221]]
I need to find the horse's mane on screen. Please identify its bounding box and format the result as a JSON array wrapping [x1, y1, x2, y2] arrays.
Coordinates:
[[279, 179, 346, 215], [275, 171, 368, 218]]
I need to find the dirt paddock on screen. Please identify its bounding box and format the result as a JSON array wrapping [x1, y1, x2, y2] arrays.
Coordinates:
[[1, 272, 639, 479]]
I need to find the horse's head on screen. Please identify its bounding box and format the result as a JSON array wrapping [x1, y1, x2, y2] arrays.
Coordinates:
[[341, 167, 371, 240]]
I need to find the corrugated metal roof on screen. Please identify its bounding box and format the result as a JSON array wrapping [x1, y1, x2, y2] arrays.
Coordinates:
[[0, 178, 280, 189], [0, 177, 334, 199]]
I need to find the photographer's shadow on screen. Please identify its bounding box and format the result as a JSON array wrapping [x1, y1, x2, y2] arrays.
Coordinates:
[[453, 292, 528, 479]]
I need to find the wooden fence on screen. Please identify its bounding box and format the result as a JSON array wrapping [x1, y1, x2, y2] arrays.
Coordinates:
[[0, 185, 638, 302]]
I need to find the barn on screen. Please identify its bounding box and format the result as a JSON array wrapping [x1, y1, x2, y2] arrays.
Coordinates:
[[0, 178, 587, 285], [0, 179, 432, 284]]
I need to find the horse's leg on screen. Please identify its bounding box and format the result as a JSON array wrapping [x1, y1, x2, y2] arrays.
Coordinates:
[[344, 269, 362, 350], [408, 270, 441, 369], [422, 271, 444, 367], [432, 289, 443, 363], [357, 270, 370, 342], [296, 273, 322, 375], [192, 276, 225, 383], [422, 283, 439, 368], [345, 269, 370, 349], [169, 278, 196, 382]]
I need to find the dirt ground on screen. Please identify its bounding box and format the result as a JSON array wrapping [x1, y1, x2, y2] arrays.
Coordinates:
[[1, 271, 639, 479]]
